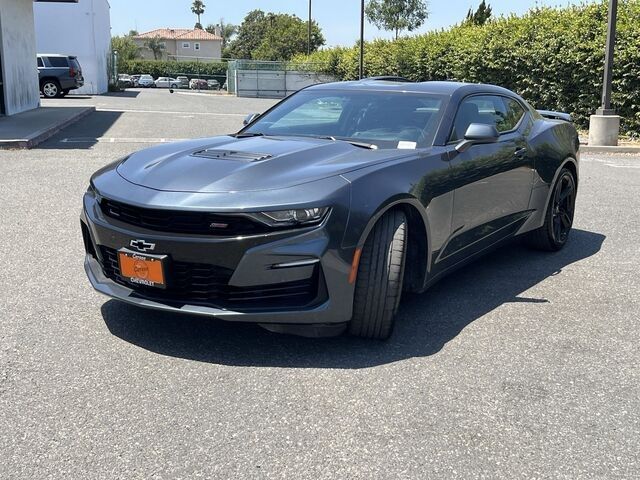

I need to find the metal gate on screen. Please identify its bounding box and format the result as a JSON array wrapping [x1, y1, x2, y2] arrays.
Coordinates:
[[228, 60, 334, 99]]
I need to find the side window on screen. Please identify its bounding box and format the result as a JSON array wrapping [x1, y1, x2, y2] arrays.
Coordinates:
[[47, 57, 68, 68], [450, 95, 523, 141], [37, 57, 44, 68], [499, 97, 526, 132]]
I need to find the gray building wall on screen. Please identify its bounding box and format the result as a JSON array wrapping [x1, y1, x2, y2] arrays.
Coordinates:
[[0, 0, 40, 115]]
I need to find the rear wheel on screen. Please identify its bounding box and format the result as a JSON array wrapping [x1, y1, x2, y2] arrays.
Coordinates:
[[349, 210, 407, 340], [526, 167, 576, 251], [41, 80, 62, 98]]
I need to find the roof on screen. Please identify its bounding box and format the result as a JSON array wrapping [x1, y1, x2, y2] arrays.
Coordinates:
[[134, 28, 222, 41], [311, 79, 516, 97]]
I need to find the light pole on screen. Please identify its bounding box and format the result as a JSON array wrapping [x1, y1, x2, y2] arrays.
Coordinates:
[[589, 0, 620, 146], [359, 0, 365, 79], [598, 0, 618, 115], [308, 0, 312, 55]]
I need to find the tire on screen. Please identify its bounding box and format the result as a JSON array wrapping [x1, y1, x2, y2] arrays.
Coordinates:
[[349, 210, 408, 340], [171, 84, 178, 89], [41, 79, 62, 98], [526, 167, 577, 251]]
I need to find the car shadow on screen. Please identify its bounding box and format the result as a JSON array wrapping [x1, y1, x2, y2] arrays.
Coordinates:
[[102, 90, 141, 98], [36, 111, 123, 150], [101, 229, 605, 369]]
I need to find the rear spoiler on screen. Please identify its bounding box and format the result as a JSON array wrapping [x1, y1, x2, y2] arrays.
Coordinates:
[[537, 110, 572, 122]]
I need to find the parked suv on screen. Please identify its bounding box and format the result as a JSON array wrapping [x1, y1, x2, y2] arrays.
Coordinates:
[[37, 54, 84, 98]]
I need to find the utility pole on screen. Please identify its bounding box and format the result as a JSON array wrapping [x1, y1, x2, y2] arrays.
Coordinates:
[[598, 0, 618, 115], [589, 0, 620, 146], [308, 0, 312, 55], [359, 0, 365, 79]]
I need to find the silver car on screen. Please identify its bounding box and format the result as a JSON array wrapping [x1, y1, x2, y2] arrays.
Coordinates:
[[155, 77, 180, 89]]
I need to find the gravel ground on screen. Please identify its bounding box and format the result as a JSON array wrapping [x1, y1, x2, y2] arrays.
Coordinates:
[[0, 90, 638, 479]]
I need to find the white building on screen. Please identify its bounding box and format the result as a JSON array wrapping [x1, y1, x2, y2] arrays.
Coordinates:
[[34, 0, 111, 95], [0, 0, 44, 116]]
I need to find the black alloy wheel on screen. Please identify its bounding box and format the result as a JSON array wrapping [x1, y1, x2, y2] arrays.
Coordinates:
[[551, 170, 576, 245], [527, 167, 576, 251]]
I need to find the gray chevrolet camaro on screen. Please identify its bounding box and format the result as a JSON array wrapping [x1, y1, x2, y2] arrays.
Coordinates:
[[81, 79, 579, 339]]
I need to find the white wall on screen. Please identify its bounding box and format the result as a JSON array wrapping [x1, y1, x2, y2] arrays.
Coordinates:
[[0, 0, 40, 115], [34, 0, 111, 95]]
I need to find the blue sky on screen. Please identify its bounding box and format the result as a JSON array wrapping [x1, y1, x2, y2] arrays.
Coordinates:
[[109, 0, 593, 47]]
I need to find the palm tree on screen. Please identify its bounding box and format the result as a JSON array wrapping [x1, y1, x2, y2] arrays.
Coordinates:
[[206, 19, 237, 49], [191, 1, 206, 29]]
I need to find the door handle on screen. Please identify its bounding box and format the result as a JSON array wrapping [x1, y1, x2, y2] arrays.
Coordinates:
[[514, 147, 528, 159]]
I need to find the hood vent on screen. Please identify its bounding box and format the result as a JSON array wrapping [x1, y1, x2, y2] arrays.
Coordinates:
[[192, 149, 273, 162]]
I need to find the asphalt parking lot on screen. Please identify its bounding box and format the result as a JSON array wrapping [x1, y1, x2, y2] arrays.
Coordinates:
[[1, 89, 638, 479]]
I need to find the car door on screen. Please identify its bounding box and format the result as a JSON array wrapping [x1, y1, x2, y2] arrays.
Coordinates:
[[439, 94, 533, 263]]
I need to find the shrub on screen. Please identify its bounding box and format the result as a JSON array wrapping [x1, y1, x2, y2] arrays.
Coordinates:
[[119, 60, 228, 78], [295, 1, 640, 135]]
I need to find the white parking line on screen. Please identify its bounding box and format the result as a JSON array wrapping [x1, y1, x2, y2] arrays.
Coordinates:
[[60, 137, 187, 144], [95, 107, 245, 117]]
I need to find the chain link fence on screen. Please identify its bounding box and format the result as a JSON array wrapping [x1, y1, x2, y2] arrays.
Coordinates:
[[117, 57, 334, 97]]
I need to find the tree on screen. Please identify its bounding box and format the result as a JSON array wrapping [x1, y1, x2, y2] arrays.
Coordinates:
[[191, 1, 205, 29], [365, 0, 429, 39], [206, 18, 237, 50], [111, 35, 140, 64], [127, 29, 138, 37], [226, 10, 324, 61], [144, 36, 165, 60], [466, 0, 492, 26]]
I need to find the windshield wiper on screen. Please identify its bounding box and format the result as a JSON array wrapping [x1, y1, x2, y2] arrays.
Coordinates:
[[312, 135, 378, 150], [232, 132, 264, 138]]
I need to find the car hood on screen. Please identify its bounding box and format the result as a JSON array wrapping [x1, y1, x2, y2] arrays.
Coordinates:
[[116, 135, 415, 193]]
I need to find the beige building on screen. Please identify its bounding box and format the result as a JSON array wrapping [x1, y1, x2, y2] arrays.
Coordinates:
[[133, 28, 222, 61]]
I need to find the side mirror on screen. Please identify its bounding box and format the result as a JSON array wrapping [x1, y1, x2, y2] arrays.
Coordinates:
[[169, 89, 174, 94], [455, 123, 500, 153], [243, 113, 261, 126]]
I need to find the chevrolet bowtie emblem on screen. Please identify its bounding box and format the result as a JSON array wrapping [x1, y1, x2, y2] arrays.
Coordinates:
[[130, 239, 156, 252], [209, 222, 229, 229]]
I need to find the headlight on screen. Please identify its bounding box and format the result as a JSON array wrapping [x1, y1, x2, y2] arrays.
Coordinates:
[[249, 207, 329, 227]]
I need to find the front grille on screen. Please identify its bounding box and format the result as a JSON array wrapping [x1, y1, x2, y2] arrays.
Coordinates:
[[99, 246, 320, 310], [100, 198, 271, 236]]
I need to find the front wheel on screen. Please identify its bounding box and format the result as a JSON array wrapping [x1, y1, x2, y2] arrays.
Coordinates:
[[349, 210, 407, 340], [526, 167, 577, 251]]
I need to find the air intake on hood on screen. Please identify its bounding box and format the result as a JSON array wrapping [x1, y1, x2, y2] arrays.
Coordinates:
[[192, 149, 273, 162]]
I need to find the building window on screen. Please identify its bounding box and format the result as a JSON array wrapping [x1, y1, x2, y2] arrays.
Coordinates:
[[194, 43, 201, 51], [159, 42, 166, 49], [182, 42, 190, 49]]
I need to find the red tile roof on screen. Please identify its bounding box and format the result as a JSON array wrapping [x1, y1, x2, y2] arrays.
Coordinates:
[[134, 28, 222, 41]]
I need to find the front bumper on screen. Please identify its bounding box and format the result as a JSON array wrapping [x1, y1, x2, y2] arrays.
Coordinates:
[[81, 189, 356, 331]]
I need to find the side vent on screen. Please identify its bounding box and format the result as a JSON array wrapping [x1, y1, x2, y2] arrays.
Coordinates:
[[192, 149, 273, 162]]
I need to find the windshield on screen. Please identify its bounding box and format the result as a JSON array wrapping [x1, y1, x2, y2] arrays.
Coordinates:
[[242, 89, 447, 149]]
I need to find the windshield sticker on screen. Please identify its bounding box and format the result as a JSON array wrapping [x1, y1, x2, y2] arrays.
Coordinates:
[[398, 141, 417, 150]]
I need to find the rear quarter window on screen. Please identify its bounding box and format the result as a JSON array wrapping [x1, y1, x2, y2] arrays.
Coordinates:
[[47, 57, 69, 68]]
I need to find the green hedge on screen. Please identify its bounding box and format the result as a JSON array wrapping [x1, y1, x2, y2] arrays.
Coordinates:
[[119, 60, 228, 78], [295, 1, 640, 135]]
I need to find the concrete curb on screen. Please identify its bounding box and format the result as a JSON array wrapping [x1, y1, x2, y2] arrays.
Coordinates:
[[0, 106, 96, 149], [581, 145, 640, 154]]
